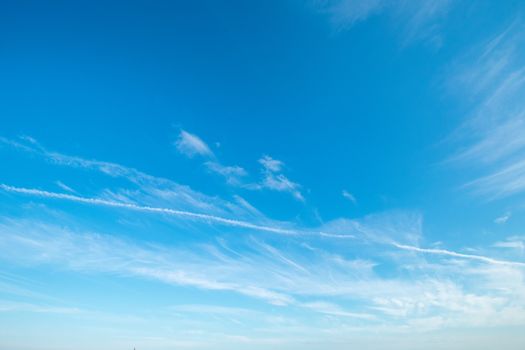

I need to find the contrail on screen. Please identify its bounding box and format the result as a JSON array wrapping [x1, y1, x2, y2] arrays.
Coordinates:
[[3, 183, 524, 268], [391, 242, 525, 268], [0, 184, 300, 235]]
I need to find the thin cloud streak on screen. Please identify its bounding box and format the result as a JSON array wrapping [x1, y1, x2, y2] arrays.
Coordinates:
[[342, 190, 357, 204], [446, 21, 525, 199], [175, 130, 214, 158], [315, 0, 454, 47], [392, 242, 525, 268], [4, 183, 522, 269], [0, 184, 301, 236], [2, 215, 525, 330]]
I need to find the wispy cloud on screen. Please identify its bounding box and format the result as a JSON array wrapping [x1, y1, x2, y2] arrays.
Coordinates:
[[342, 190, 357, 204], [2, 216, 524, 330], [3, 182, 522, 271], [493, 236, 525, 253], [301, 301, 375, 320], [259, 155, 284, 173], [205, 161, 248, 185], [446, 21, 525, 200], [494, 212, 511, 224], [391, 242, 525, 267], [0, 184, 301, 236], [317, 0, 385, 28], [0, 136, 267, 219], [313, 0, 454, 47], [55, 180, 76, 193], [175, 130, 214, 158], [0, 300, 82, 314], [255, 155, 304, 201], [3, 136, 525, 333]]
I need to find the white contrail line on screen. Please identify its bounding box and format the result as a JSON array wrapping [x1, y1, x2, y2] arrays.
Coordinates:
[[391, 242, 525, 267], [0, 184, 303, 236], [4, 183, 524, 268], [319, 232, 356, 239]]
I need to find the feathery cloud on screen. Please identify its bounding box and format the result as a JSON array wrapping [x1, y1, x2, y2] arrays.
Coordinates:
[[259, 155, 284, 173], [55, 181, 76, 193], [256, 155, 304, 201], [314, 0, 454, 47], [342, 190, 357, 204], [391, 242, 525, 268], [175, 130, 214, 158], [205, 161, 248, 185], [493, 237, 525, 252], [446, 21, 525, 200], [494, 212, 511, 224], [0, 184, 301, 236]]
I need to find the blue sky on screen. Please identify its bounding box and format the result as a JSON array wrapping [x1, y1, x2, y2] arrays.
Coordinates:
[[1, 1, 525, 349]]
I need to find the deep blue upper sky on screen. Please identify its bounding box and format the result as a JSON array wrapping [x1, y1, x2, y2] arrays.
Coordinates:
[[1, 1, 525, 349]]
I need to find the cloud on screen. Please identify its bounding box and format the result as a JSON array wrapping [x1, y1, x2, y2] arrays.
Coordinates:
[[205, 161, 248, 185], [0, 184, 302, 236], [446, 21, 525, 199], [393, 0, 454, 48], [465, 158, 525, 199], [5, 134, 305, 204], [175, 136, 304, 202], [260, 173, 304, 201], [55, 181, 76, 193], [493, 237, 525, 252], [175, 130, 214, 158], [0, 136, 267, 219], [170, 304, 258, 316], [2, 208, 525, 332], [342, 190, 357, 204], [259, 155, 284, 172], [301, 301, 375, 320], [316, 0, 384, 28], [132, 267, 295, 306], [4, 136, 525, 334], [255, 155, 304, 201], [0, 300, 82, 314], [494, 212, 511, 224], [391, 242, 525, 268], [4, 182, 522, 271], [4, 216, 523, 328], [0, 219, 297, 306], [314, 0, 454, 47]]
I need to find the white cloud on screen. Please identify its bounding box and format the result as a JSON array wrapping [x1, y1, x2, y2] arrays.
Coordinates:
[[55, 180, 76, 193], [5, 182, 522, 270], [175, 130, 214, 158], [260, 172, 304, 201], [465, 158, 525, 199], [0, 300, 82, 314], [4, 136, 525, 334], [170, 304, 257, 316], [2, 209, 525, 332], [446, 22, 525, 199], [494, 237, 525, 252], [342, 190, 356, 204], [0, 184, 301, 236], [301, 301, 375, 319], [391, 242, 525, 267], [256, 155, 304, 201], [494, 212, 511, 224], [0, 136, 270, 220], [259, 155, 283, 172], [205, 161, 247, 185], [315, 0, 454, 47], [325, 0, 384, 28]]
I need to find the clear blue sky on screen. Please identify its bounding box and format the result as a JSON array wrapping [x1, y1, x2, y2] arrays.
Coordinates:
[[1, 1, 525, 349]]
